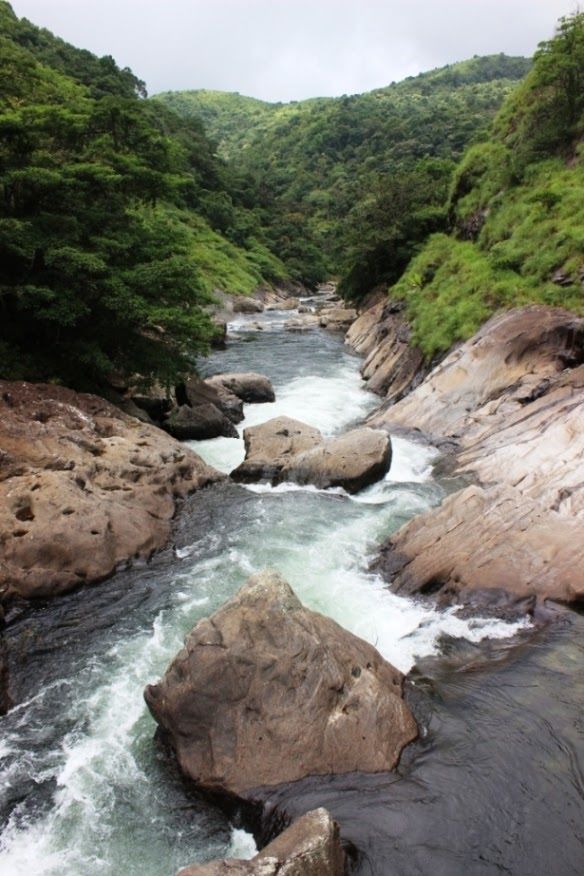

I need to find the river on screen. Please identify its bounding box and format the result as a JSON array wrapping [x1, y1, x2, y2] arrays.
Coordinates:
[[0, 301, 582, 875]]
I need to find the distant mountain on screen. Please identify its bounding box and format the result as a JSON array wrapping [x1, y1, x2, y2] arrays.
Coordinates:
[[156, 55, 532, 291]]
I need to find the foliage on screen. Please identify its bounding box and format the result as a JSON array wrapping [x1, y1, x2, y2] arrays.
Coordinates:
[[156, 56, 530, 292], [393, 13, 584, 359], [0, 1, 287, 388]]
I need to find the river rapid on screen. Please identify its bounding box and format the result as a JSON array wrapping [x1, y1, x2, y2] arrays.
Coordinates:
[[0, 302, 582, 875]]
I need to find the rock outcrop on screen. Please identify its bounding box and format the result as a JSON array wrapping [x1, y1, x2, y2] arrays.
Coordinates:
[[145, 570, 416, 797], [345, 299, 425, 401], [232, 297, 264, 314], [0, 381, 223, 603], [178, 808, 344, 876], [370, 306, 584, 606], [206, 373, 276, 405], [231, 416, 392, 493]]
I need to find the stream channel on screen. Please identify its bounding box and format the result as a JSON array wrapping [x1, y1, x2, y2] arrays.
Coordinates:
[[1, 299, 582, 875]]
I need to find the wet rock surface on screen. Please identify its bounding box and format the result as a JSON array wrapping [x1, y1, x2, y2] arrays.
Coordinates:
[[178, 808, 344, 876], [0, 381, 223, 603], [145, 570, 417, 797], [231, 416, 392, 493], [165, 403, 238, 441], [368, 306, 584, 605]]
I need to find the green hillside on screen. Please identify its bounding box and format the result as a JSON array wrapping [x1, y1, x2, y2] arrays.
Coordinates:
[[156, 55, 531, 292], [0, 1, 288, 389], [392, 12, 584, 358]]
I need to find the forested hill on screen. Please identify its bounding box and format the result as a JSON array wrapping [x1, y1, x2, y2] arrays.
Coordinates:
[[391, 12, 584, 358], [0, 1, 288, 389], [156, 55, 531, 292]]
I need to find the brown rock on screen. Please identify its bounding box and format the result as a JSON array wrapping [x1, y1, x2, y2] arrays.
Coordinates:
[[319, 307, 357, 331], [232, 417, 391, 493], [206, 373, 276, 405], [284, 315, 320, 332], [283, 427, 392, 494], [178, 808, 344, 876], [370, 307, 584, 606], [145, 570, 416, 796], [265, 297, 299, 311], [0, 381, 223, 603], [233, 297, 264, 314], [231, 417, 322, 484]]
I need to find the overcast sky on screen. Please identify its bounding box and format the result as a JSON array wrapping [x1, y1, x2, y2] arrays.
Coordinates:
[[11, 0, 574, 102]]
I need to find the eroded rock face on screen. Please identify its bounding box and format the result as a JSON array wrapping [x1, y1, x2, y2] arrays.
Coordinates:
[[180, 376, 244, 425], [346, 299, 425, 401], [370, 306, 584, 606], [145, 570, 416, 797], [206, 373, 276, 405], [0, 381, 223, 603], [231, 417, 392, 493], [178, 808, 344, 876]]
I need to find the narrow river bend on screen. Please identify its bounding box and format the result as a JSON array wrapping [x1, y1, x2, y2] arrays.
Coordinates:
[[0, 303, 581, 875]]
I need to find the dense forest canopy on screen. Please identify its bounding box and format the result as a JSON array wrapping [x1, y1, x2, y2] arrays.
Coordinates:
[[157, 55, 531, 295], [0, 0, 287, 389]]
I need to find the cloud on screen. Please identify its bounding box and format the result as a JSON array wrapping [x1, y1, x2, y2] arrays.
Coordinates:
[[11, 0, 573, 100]]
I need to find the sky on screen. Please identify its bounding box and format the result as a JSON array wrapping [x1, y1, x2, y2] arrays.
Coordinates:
[[10, 0, 574, 102]]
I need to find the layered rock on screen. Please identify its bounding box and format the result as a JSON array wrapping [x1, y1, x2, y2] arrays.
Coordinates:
[[178, 808, 344, 876], [0, 381, 223, 603], [206, 373, 276, 404], [345, 299, 425, 401], [370, 306, 584, 606], [145, 570, 416, 797], [231, 416, 392, 493]]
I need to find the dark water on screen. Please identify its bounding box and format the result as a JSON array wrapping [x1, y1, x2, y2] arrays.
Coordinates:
[[0, 313, 582, 875]]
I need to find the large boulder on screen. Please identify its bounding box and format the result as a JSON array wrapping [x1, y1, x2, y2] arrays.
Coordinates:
[[231, 417, 392, 494], [206, 373, 276, 404], [178, 808, 344, 876], [284, 427, 392, 494], [231, 416, 322, 483], [179, 376, 244, 425], [0, 381, 223, 603], [165, 404, 238, 441], [145, 570, 416, 797], [265, 297, 299, 311]]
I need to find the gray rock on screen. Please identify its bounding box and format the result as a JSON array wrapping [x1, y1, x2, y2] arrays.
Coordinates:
[[165, 404, 238, 441]]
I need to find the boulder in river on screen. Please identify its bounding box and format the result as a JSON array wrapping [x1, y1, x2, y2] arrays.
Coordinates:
[[319, 307, 357, 332], [0, 381, 223, 603], [144, 570, 416, 797], [179, 375, 244, 425], [177, 808, 344, 876], [206, 373, 276, 404], [165, 404, 238, 441], [231, 416, 392, 493]]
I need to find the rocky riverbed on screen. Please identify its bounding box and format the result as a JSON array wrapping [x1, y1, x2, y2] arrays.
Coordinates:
[[0, 288, 582, 875]]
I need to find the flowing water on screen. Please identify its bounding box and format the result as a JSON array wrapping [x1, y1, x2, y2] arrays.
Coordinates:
[[0, 304, 581, 875]]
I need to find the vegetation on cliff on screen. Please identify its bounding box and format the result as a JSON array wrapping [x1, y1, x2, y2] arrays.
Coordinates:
[[156, 56, 530, 293], [392, 12, 584, 358], [0, 1, 287, 389]]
